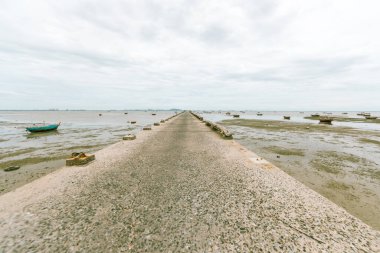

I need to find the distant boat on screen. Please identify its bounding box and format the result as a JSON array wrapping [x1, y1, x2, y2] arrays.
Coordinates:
[[283, 116, 290, 120], [26, 123, 60, 133], [319, 116, 333, 124], [365, 116, 377, 120], [311, 114, 320, 117], [4, 166, 20, 172], [233, 114, 240, 118], [257, 113, 263, 116]]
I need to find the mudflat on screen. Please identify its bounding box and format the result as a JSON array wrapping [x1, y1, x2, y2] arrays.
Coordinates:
[[0, 112, 379, 252], [222, 118, 380, 230]]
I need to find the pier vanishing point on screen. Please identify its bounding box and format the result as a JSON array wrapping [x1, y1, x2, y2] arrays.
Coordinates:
[[0, 112, 379, 252]]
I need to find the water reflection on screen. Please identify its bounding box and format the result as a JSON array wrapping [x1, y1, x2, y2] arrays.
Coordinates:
[[26, 130, 60, 139]]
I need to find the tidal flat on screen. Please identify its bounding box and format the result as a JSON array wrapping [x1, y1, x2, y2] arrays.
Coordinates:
[[305, 116, 380, 124], [0, 110, 176, 194], [221, 119, 380, 230]]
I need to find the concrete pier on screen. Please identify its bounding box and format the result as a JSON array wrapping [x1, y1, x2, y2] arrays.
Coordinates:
[[0, 112, 379, 252]]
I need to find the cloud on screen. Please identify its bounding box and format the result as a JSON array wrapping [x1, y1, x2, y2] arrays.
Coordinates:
[[0, 0, 379, 110]]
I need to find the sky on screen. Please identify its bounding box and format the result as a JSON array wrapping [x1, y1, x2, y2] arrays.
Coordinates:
[[0, 0, 379, 110]]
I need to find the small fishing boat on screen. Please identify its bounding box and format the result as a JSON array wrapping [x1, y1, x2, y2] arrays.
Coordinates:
[[233, 114, 240, 118], [26, 123, 60, 133], [319, 116, 333, 124], [363, 113, 371, 117], [365, 116, 377, 120], [152, 113, 156, 116], [4, 166, 20, 172], [283, 116, 290, 120], [311, 114, 320, 117], [257, 113, 263, 116]]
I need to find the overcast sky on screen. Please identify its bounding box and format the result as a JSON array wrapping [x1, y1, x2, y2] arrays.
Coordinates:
[[0, 0, 379, 110]]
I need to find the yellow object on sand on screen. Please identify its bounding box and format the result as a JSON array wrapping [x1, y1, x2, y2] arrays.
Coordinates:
[[66, 152, 95, 166]]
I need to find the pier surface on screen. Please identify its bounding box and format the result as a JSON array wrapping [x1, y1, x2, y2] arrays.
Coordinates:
[[0, 112, 379, 252]]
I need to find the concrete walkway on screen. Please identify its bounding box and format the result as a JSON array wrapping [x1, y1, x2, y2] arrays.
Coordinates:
[[0, 112, 379, 252]]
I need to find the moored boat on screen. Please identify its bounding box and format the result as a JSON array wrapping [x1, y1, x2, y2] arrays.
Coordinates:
[[319, 116, 333, 124], [365, 116, 377, 120], [283, 116, 290, 120], [233, 114, 240, 118], [26, 123, 60, 133], [363, 113, 371, 117], [4, 166, 20, 172]]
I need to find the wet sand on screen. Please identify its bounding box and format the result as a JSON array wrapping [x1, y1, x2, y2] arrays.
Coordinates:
[[222, 118, 380, 230], [0, 112, 379, 252], [0, 145, 107, 194]]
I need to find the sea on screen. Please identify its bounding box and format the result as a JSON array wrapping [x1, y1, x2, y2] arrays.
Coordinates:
[[0, 110, 177, 165]]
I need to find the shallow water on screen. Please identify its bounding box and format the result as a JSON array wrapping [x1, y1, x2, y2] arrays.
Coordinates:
[[0, 110, 176, 165], [198, 111, 380, 131]]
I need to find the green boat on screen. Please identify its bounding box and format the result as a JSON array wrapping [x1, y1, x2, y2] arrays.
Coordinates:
[[26, 122, 60, 133]]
